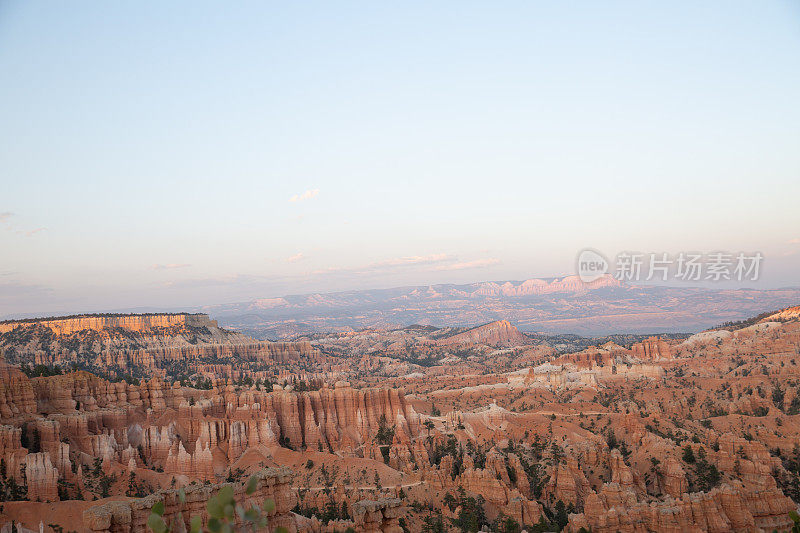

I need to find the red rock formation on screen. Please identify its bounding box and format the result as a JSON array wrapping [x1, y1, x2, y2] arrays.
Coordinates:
[[82, 467, 296, 532], [0, 357, 36, 419], [437, 320, 527, 347], [0, 424, 27, 479], [659, 456, 689, 498], [25, 452, 59, 502], [164, 441, 214, 481], [0, 313, 319, 378], [135, 424, 176, 466], [568, 481, 795, 533], [609, 449, 643, 495], [254, 382, 420, 452], [352, 498, 403, 533], [631, 336, 672, 361], [31, 372, 182, 414], [417, 443, 543, 526], [1, 308, 799, 533], [543, 457, 592, 509]]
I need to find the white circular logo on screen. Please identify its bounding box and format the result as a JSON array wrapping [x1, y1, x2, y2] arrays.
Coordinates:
[[576, 248, 609, 283]]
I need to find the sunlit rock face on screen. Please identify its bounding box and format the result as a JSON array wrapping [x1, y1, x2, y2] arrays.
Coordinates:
[[436, 320, 528, 347], [0, 313, 319, 381], [0, 313, 222, 336]]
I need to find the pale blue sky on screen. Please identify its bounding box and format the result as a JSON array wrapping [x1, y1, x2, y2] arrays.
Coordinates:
[[1, 1, 800, 315]]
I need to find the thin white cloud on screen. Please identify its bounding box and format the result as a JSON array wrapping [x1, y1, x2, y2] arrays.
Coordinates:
[[1, 213, 46, 237], [371, 254, 450, 268], [164, 273, 295, 290], [0, 281, 53, 300], [289, 189, 319, 203], [159, 254, 498, 295], [312, 254, 451, 275], [788, 238, 800, 245], [151, 263, 191, 270], [435, 258, 500, 271], [21, 227, 46, 237]]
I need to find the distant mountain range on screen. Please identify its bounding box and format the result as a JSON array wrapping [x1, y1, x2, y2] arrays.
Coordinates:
[[199, 275, 800, 339]]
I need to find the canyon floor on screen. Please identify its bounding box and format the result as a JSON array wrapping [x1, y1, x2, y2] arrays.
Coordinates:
[[0, 307, 799, 532]]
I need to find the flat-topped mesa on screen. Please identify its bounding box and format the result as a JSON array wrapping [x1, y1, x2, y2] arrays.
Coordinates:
[[0, 312, 320, 376], [0, 313, 216, 336]]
